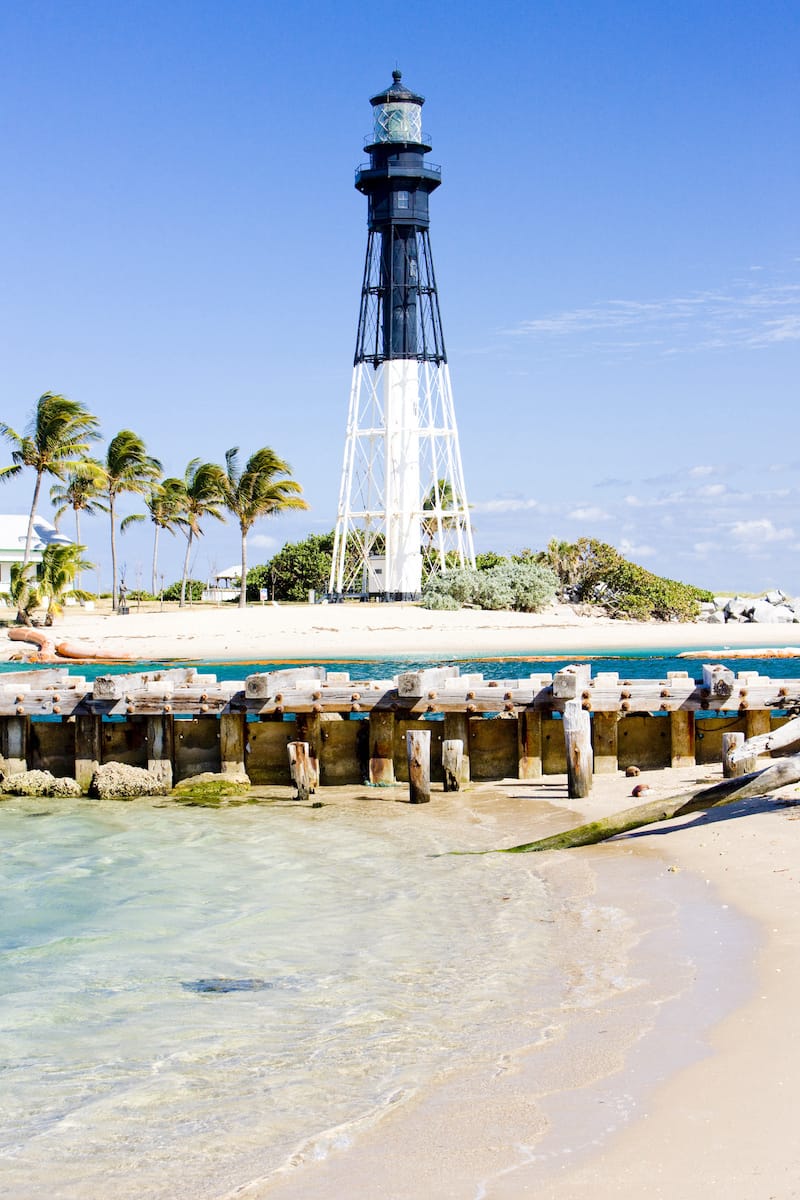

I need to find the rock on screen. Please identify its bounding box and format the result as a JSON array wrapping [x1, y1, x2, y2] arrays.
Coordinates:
[[748, 600, 796, 624], [713, 596, 729, 610], [625, 765, 641, 777], [89, 763, 169, 799], [171, 771, 251, 805], [765, 589, 788, 605], [699, 602, 716, 614], [704, 610, 727, 624], [0, 770, 82, 798], [725, 597, 750, 619]]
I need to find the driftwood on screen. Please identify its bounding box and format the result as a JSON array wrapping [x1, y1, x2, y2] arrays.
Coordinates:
[[729, 713, 800, 763], [500, 756, 800, 854]]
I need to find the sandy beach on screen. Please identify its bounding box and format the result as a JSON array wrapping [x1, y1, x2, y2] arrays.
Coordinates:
[[3, 601, 800, 1196], [3, 599, 800, 662]]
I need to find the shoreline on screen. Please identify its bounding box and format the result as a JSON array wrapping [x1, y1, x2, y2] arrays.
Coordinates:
[[3, 601, 800, 663], [230, 769, 787, 1200]]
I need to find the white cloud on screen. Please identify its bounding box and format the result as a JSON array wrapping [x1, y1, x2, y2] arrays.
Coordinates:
[[688, 464, 717, 478], [567, 506, 610, 521], [697, 483, 727, 497], [730, 518, 795, 546], [617, 538, 656, 559], [250, 534, 278, 549], [506, 273, 800, 355], [473, 498, 539, 513]]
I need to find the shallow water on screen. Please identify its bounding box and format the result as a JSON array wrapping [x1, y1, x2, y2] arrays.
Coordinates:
[[0, 791, 577, 1199]]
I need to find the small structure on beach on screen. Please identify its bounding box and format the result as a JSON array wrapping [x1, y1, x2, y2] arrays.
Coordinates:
[[329, 70, 474, 601], [0, 515, 72, 599], [202, 566, 241, 604]]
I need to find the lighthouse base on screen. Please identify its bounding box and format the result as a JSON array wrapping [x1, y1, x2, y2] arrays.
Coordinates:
[[330, 359, 474, 600]]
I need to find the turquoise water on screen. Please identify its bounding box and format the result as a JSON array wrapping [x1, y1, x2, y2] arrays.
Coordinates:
[[3, 649, 800, 681], [0, 792, 564, 1199]]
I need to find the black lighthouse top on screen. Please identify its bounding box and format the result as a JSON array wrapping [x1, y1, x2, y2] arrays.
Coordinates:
[[353, 71, 447, 365], [355, 69, 441, 231]]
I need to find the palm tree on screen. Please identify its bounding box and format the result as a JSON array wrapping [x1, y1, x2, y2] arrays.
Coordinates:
[[0, 392, 99, 614], [50, 460, 107, 587], [100, 431, 162, 610], [144, 479, 187, 595], [9, 562, 40, 625], [221, 447, 308, 608], [174, 459, 227, 607], [38, 543, 94, 626]]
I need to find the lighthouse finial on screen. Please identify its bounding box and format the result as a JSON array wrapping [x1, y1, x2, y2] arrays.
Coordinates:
[[392, 68, 402, 83]]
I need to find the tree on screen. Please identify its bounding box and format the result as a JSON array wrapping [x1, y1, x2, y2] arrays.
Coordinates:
[[220, 446, 308, 608], [260, 532, 336, 602], [173, 459, 227, 607], [9, 563, 40, 625], [143, 479, 187, 594], [38, 542, 94, 625], [0, 392, 99, 614], [50, 460, 107, 586], [100, 431, 162, 610]]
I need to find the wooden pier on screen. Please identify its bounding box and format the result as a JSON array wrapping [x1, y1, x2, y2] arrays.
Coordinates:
[[1, 663, 798, 792]]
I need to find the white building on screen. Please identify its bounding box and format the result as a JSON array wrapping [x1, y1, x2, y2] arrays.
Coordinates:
[[0, 514, 73, 598]]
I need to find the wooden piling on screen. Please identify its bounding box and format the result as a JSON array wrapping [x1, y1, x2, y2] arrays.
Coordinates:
[[220, 711, 247, 778], [368, 709, 395, 785], [406, 729, 431, 804], [442, 739, 463, 791], [670, 710, 695, 767], [296, 712, 321, 788], [592, 712, 619, 774], [563, 699, 593, 798], [516, 710, 542, 779], [745, 709, 771, 752], [443, 712, 470, 784], [287, 740, 314, 801], [146, 715, 174, 790], [1, 715, 29, 774], [74, 713, 102, 793], [722, 731, 756, 778]]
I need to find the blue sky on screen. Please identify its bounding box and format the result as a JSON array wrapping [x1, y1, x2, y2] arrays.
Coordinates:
[[1, 0, 798, 593]]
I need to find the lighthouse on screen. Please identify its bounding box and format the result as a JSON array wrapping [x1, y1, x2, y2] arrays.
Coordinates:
[[330, 70, 475, 600]]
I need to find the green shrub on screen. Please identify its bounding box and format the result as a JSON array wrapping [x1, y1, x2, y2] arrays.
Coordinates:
[[422, 562, 557, 613], [163, 579, 204, 602]]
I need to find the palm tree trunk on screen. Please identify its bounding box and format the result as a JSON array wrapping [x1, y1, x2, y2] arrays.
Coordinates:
[[239, 524, 247, 609], [18, 470, 44, 621], [110, 496, 118, 611], [152, 525, 160, 596], [180, 531, 193, 607], [75, 508, 82, 589]]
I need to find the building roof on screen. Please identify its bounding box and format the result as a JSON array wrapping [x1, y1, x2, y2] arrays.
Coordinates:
[[215, 565, 242, 580], [0, 514, 73, 555]]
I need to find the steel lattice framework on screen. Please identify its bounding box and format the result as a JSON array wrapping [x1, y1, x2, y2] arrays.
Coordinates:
[[329, 71, 475, 600]]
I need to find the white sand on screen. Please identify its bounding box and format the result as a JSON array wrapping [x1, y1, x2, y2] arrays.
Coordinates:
[[3, 600, 799, 662]]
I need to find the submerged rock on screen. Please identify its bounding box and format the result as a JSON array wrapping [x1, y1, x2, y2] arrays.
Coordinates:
[[89, 763, 169, 799], [0, 770, 82, 798], [171, 772, 251, 805], [181, 977, 271, 994]]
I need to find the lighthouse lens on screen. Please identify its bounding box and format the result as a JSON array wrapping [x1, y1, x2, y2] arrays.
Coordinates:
[[374, 102, 422, 144]]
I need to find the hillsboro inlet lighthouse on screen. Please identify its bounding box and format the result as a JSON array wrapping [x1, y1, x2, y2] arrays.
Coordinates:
[[330, 70, 475, 601]]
